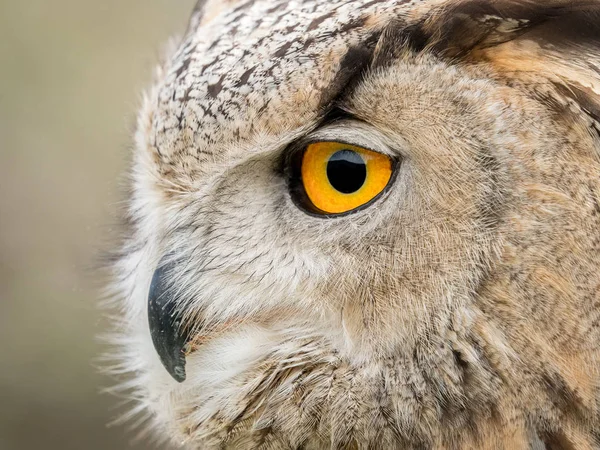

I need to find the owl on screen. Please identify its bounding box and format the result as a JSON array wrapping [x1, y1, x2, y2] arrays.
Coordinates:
[[107, 0, 600, 448]]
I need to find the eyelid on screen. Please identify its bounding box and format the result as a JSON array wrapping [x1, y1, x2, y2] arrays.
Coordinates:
[[297, 120, 399, 159]]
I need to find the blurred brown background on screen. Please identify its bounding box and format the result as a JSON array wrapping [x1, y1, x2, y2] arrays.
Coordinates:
[[0, 1, 195, 449]]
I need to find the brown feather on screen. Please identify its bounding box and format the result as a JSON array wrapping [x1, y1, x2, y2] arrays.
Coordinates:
[[411, 0, 600, 127]]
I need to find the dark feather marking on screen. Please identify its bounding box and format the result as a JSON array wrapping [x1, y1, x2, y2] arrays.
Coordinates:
[[207, 74, 227, 99], [306, 10, 336, 32], [265, 2, 286, 15], [230, 0, 258, 16], [317, 20, 378, 110], [175, 56, 193, 79], [554, 82, 600, 124], [273, 41, 294, 58], [524, 7, 600, 122], [540, 430, 580, 450], [185, 0, 209, 35], [192, 0, 208, 17], [236, 66, 256, 87], [369, 20, 427, 69], [423, 0, 600, 56]]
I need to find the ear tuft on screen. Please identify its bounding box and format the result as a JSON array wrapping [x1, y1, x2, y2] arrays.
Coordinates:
[[416, 0, 600, 123]]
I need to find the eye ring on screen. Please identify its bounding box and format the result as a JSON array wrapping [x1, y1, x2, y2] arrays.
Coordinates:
[[288, 141, 398, 217]]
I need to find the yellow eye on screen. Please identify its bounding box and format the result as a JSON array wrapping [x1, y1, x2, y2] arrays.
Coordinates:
[[299, 141, 394, 215]]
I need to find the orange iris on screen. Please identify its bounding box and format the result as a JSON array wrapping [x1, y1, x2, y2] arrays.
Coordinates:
[[301, 141, 393, 214]]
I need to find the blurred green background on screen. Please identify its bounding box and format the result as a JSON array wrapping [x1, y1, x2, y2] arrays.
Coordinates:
[[0, 1, 195, 449]]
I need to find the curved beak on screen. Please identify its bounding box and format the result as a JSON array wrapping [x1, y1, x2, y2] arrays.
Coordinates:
[[147, 261, 192, 383]]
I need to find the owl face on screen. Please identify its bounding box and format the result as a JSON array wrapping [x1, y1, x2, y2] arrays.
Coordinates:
[[111, 0, 600, 448]]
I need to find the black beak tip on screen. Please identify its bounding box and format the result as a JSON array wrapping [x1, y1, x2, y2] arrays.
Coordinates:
[[148, 263, 190, 383], [164, 353, 187, 383], [149, 319, 188, 383]]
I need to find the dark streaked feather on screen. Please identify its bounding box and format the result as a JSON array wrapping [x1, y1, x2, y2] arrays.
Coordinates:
[[184, 0, 209, 37]]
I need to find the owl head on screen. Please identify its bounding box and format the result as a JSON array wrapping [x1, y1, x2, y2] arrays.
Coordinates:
[[108, 0, 600, 448]]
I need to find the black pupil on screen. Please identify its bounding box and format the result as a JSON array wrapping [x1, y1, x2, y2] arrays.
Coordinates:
[[326, 150, 367, 194]]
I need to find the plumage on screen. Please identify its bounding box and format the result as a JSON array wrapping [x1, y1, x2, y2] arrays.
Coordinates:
[[107, 0, 600, 448]]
